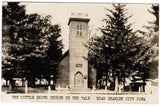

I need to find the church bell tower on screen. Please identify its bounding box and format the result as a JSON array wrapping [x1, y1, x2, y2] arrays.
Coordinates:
[[68, 13, 90, 89]]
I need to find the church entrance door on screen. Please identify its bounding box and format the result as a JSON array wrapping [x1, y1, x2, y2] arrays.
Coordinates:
[[74, 72, 83, 87]]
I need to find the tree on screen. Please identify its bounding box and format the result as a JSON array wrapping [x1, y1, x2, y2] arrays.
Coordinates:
[[143, 4, 159, 80], [2, 2, 63, 89], [88, 4, 149, 91], [2, 2, 26, 90], [42, 24, 63, 86], [148, 4, 159, 32]]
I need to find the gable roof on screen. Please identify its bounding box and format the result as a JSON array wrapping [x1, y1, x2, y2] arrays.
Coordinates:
[[57, 50, 69, 62]]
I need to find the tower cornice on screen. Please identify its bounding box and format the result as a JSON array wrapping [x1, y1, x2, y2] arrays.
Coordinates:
[[68, 13, 90, 25], [68, 18, 90, 25]]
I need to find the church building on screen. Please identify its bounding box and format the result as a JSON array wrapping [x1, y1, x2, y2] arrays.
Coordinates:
[[55, 13, 96, 90]]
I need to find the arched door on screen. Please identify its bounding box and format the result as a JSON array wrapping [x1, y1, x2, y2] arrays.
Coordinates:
[[74, 72, 83, 87]]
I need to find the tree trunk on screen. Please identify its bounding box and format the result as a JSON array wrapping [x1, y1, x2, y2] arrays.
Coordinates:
[[9, 82, 12, 91], [9, 79, 14, 91], [106, 72, 108, 87], [31, 80, 35, 88], [6, 79, 8, 86], [22, 78, 25, 87], [143, 79, 145, 92], [40, 78, 41, 86], [123, 74, 125, 90], [100, 79, 102, 89], [28, 80, 31, 87], [52, 80, 55, 90]]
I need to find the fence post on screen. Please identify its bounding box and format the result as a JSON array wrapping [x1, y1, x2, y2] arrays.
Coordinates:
[[25, 80, 28, 94], [58, 85, 60, 92], [48, 86, 51, 94], [115, 76, 118, 93], [138, 87, 141, 93], [105, 86, 107, 93], [92, 85, 95, 93]]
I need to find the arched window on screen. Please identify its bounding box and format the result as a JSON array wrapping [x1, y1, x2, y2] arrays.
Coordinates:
[[77, 24, 82, 36]]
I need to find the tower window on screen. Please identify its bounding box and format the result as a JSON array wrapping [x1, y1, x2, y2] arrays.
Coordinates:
[[77, 24, 82, 36]]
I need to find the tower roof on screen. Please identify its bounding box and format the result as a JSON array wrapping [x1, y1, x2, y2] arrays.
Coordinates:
[[68, 13, 90, 25]]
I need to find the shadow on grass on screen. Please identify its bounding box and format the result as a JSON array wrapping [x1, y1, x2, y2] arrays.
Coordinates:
[[2, 87, 48, 94]]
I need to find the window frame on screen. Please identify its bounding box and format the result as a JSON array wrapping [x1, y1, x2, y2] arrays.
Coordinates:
[[77, 24, 82, 36]]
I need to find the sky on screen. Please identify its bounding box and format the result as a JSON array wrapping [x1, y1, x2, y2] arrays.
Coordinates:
[[18, 3, 155, 52]]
